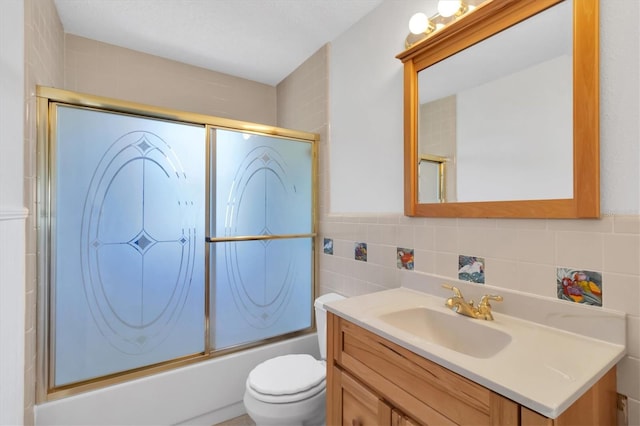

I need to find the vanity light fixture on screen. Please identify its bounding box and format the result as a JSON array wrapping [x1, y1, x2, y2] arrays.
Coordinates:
[[438, 0, 467, 18], [405, 0, 476, 49], [408, 12, 434, 35]]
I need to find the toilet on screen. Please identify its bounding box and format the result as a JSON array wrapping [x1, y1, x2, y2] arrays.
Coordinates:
[[243, 293, 346, 426]]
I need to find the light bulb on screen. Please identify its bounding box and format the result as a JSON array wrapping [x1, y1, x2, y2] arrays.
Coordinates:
[[438, 0, 462, 18], [408, 12, 429, 34]]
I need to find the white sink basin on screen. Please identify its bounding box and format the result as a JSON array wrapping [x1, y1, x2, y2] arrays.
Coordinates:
[[377, 307, 512, 358]]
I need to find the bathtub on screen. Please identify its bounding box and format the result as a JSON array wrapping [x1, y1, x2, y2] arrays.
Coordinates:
[[35, 333, 319, 425]]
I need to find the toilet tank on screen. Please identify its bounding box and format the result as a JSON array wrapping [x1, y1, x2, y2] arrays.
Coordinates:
[[314, 293, 346, 360]]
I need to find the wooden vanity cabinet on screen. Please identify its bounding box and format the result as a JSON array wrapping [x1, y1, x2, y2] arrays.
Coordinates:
[[326, 313, 617, 426]]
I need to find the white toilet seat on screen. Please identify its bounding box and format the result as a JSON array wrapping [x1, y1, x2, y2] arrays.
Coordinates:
[[247, 377, 325, 404], [246, 354, 326, 404]]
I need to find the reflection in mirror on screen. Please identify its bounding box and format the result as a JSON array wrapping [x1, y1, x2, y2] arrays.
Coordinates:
[[417, 0, 572, 203], [418, 154, 447, 203]]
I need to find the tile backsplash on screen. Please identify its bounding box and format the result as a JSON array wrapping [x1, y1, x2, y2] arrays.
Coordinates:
[[319, 215, 638, 307], [318, 213, 640, 422]]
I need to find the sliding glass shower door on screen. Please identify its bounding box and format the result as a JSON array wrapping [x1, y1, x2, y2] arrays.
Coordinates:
[[210, 129, 313, 350], [43, 91, 316, 394], [53, 105, 207, 386]]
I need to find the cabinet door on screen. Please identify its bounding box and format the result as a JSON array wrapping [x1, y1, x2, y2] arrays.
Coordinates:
[[333, 366, 392, 426], [392, 409, 421, 426]]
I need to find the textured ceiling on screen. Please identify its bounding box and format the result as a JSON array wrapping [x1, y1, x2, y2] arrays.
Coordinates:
[[53, 0, 384, 86]]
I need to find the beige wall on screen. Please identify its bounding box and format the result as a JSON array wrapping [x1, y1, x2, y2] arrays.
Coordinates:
[[64, 35, 277, 125], [24, 0, 65, 423], [277, 45, 329, 216], [276, 45, 330, 298], [1, 0, 26, 424]]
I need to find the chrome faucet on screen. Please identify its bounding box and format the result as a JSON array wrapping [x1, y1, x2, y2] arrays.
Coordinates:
[[442, 284, 503, 321]]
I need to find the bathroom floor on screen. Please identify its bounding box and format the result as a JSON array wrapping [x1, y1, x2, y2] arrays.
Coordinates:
[[214, 414, 255, 426]]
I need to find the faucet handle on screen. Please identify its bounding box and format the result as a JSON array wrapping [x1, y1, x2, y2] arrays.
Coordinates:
[[477, 295, 503, 320], [479, 294, 503, 307], [442, 284, 463, 298]]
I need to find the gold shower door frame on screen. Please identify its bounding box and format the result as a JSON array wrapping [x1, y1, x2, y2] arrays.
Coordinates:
[[36, 86, 319, 401]]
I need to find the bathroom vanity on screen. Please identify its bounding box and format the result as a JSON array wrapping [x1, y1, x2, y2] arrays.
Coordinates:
[[325, 288, 625, 426]]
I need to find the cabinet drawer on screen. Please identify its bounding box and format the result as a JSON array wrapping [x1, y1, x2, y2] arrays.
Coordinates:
[[330, 314, 516, 425]]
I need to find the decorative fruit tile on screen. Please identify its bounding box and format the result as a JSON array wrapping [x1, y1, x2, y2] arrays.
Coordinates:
[[397, 248, 414, 270], [323, 238, 333, 255], [354, 242, 367, 262], [458, 255, 485, 284], [557, 268, 602, 306]]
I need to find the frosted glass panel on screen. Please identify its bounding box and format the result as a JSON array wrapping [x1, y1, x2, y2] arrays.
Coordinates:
[[213, 130, 313, 237], [53, 105, 206, 386], [212, 238, 312, 349], [211, 129, 313, 349]]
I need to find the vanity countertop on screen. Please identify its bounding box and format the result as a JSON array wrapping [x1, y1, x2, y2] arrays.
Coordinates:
[[325, 287, 626, 419]]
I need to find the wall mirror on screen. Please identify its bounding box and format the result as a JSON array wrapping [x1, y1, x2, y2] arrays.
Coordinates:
[[397, 0, 599, 218]]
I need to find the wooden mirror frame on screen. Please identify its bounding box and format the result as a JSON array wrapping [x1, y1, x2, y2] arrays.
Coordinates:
[[397, 0, 599, 218]]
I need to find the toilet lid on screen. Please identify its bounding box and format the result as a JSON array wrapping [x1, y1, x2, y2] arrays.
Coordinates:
[[248, 354, 325, 396], [246, 377, 325, 404]]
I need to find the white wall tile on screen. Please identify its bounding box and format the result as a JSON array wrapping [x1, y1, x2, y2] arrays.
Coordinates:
[[627, 316, 640, 359], [434, 226, 458, 254], [516, 229, 556, 265], [396, 225, 416, 249], [458, 226, 490, 258], [614, 216, 640, 235], [484, 228, 519, 260], [435, 252, 459, 278], [617, 356, 640, 400], [556, 231, 604, 270], [604, 234, 640, 275], [604, 273, 640, 316], [413, 226, 435, 251], [414, 249, 435, 274]]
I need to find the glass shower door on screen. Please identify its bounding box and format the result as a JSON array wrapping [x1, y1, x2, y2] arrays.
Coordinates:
[[210, 129, 314, 350], [52, 105, 206, 387], [43, 92, 316, 395]]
